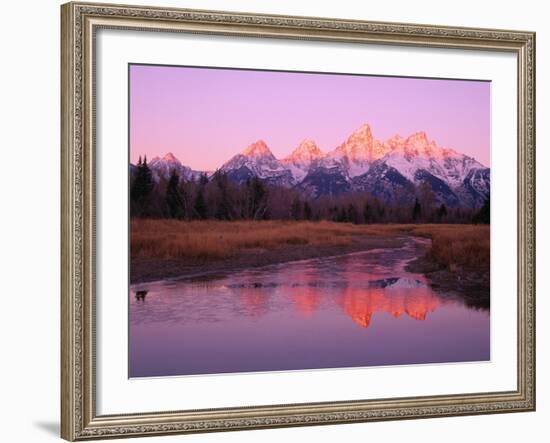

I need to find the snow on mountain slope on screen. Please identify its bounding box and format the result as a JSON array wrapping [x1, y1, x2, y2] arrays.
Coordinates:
[[134, 123, 489, 207], [351, 161, 416, 205], [454, 167, 491, 207], [298, 166, 351, 199], [221, 140, 295, 187], [281, 139, 324, 182], [326, 123, 387, 178], [148, 152, 203, 182], [377, 131, 485, 185]]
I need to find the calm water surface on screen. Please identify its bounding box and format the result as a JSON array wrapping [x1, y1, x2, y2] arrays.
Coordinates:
[[129, 238, 489, 377]]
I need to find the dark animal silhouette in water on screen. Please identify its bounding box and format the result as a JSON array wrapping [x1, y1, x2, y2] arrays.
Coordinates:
[[135, 290, 148, 301]]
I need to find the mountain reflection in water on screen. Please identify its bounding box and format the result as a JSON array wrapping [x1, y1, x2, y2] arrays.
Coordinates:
[[130, 238, 490, 377], [338, 282, 443, 327]]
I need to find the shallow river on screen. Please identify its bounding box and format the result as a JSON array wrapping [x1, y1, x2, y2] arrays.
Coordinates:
[[129, 237, 489, 377]]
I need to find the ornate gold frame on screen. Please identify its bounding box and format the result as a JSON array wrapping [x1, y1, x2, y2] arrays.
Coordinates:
[[61, 2, 536, 440]]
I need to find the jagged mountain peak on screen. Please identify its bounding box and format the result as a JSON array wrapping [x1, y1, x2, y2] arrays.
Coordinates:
[[406, 131, 429, 145], [146, 152, 201, 183], [350, 123, 374, 139], [140, 122, 489, 208], [221, 140, 294, 187], [241, 140, 273, 157], [386, 134, 404, 143], [338, 123, 374, 152], [328, 123, 388, 177], [282, 139, 325, 182], [402, 131, 433, 155], [394, 131, 450, 160], [161, 152, 180, 163], [285, 139, 324, 162], [332, 123, 373, 156]]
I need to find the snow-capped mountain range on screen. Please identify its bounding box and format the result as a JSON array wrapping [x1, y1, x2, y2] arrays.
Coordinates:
[[135, 123, 490, 208], [145, 152, 204, 182]]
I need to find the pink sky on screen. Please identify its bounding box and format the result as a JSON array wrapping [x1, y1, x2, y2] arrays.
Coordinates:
[[130, 64, 490, 170]]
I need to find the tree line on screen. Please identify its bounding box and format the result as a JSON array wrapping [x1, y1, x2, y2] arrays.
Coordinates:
[[130, 158, 489, 224]]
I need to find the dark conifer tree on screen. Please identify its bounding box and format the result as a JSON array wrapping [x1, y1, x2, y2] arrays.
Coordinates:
[[193, 188, 207, 219], [199, 173, 209, 186], [130, 154, 154, 217], [165, 169, 185, 218], [412, 198, 422, 222], [303, 201, 312, 220], [290, 197, 302, 220], [473, 194, 490, 224], [249, 177, 267, 219], [214, 171, 232, 220], [437, 203, 448, 221], [363, 202, 373, 224], [347, 204, 359, 224], [337, 207, 348, 223], [377, 204, 386, 222]]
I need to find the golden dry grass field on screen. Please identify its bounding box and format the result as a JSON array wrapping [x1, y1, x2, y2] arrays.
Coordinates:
[[131, 219, 489, 272]]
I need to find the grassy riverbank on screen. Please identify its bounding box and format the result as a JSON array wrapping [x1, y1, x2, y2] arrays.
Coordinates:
[[130, 219, 489, 290], [130, 219, 405, 283], [405, 224, 490, 307]]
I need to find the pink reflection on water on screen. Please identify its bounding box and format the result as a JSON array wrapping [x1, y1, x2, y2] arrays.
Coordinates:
[[338, 285, 445, 328], [129, 238, 490, 377]]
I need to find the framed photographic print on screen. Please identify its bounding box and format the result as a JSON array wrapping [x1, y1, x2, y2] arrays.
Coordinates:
[[61, 1, 536, 440]]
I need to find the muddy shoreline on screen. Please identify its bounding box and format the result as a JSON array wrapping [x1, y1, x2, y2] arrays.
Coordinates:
[[406, 256, 490, 309], [131, 234, 489, 309], [130, 235, 405, 284]]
